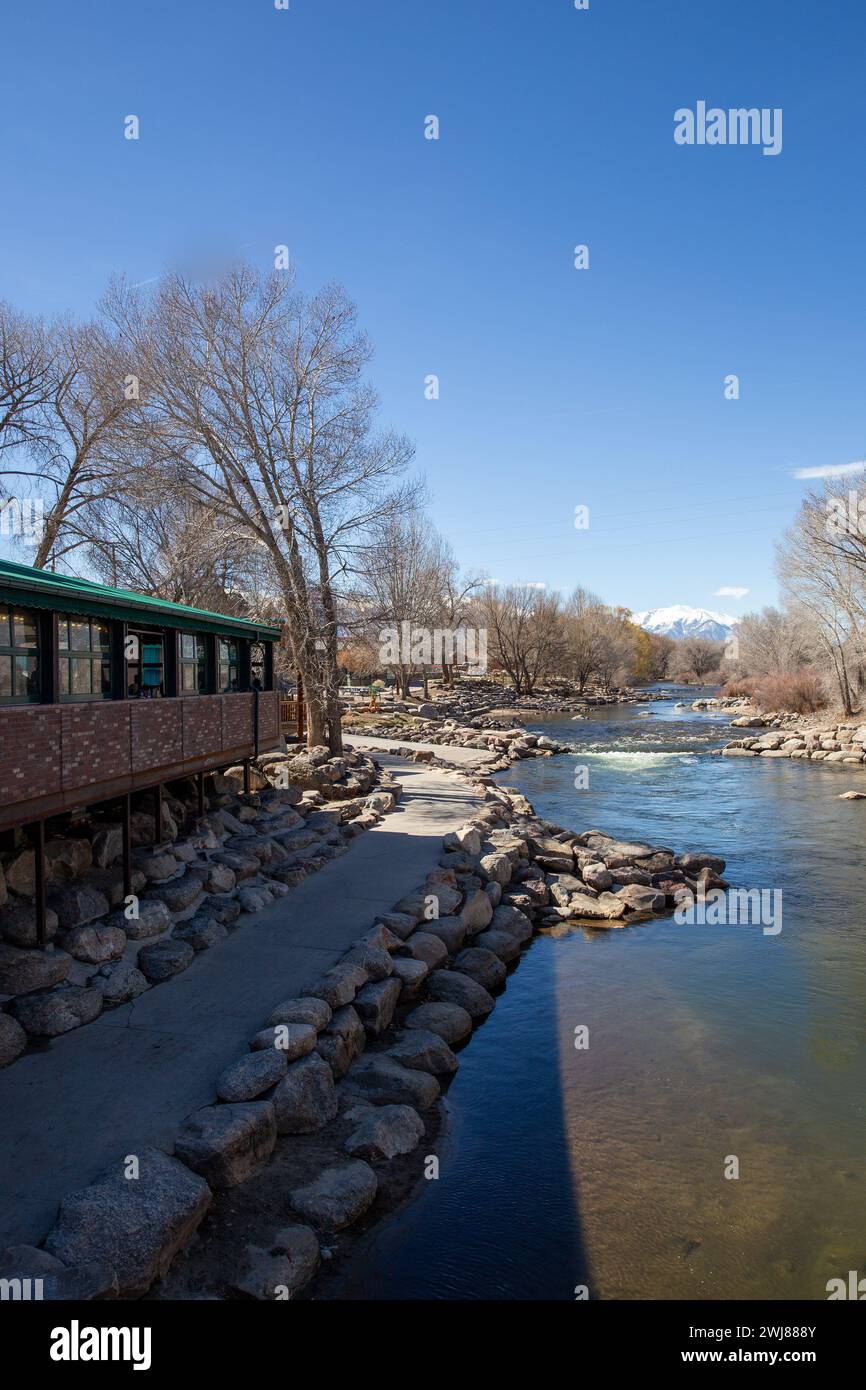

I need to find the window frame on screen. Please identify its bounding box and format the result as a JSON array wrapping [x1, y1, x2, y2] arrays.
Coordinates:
[[0, 604, 42, 704], [58, 613, 113, 703], [179, 631, 209, 695]]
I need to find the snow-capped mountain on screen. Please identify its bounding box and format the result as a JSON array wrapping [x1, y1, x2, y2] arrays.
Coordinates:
[[631, 605, 736, 642]]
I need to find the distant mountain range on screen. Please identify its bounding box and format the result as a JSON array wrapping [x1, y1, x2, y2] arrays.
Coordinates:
[[631, 605, 736, 642]]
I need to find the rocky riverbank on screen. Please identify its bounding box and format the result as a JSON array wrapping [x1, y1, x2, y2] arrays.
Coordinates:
[[341, 714, 568, 769], [0, 756, 727, 1301], [720, 711, 866, 773], [0, 747, 401, 1067]]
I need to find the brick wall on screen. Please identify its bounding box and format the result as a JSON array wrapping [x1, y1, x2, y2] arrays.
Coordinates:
[[258, 691, 279, 743], [182, 695, 224, 760], [220, 693, 253, 749], [131, 701, 183, 774], [0, 707, 62, 802], [61, 704, 131, 792]]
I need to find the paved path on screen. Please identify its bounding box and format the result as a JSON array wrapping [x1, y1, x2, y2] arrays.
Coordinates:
[[348, 734, 498, 768], [0, 759, 480, 1250]]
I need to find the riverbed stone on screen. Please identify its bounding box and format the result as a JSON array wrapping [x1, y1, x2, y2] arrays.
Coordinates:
[[453, 946, 507, 993], [353, 977, 401, 1037], [175, 1102, 276, 1188], [250, 1022, 317, 1060], [0, 1012, 27, 1066], [473, 928, 521, 962], [43, 1145, 211, 1299], [272, 1052, 338, 1134], [233, 1225, 319, 1300], [388, 1027, 459, 1075], [290, 1160, 377, 1232], [343, 1054, 441, 1109], [422, 915, 467, 955], [173, 911, 227, 952], [344, 1104, 425, 1162], [106, 899, 172, 941], [403, 1000, 473, 1045], [399, 931, 448, 970], [615, 884, 666, 914], [343, 941, 394, 981], [390, 955, 428, 1000], [375, 911, 417, 940], [491, 905, 534, 943], [267, 996, 332, 1031], [0, 944, 71, 996], [315, 1005, 365, 1078], [137, 938, 194, 982], [218, 1049, 288, 1101]]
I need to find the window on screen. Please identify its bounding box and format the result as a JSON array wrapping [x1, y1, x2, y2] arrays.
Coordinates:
[[0, 606, 40, 703], [180, 632, 208, 694], [59, 616, 112, 700], [126, 630, 164, 698], [250, 641, 267, 691], [218, 638, 239, 692]]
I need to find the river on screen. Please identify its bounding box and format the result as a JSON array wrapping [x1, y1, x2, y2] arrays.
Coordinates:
[[327, 690, 866, 1300]]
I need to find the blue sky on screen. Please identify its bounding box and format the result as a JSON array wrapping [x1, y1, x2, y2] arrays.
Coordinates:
[[2, 0, 864, 617]]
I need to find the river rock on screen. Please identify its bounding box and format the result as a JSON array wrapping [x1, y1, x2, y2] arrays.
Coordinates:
[[422, 915, 467, 955], [343, 942, 394, 981], [443, 826, 482, 855], [0, 1012, 27, 1066], [390, 955, 428, 1000], [473, 928, 521, 962], [48, 884, 111, 931], [615, 884, 666, 914], [250, 1022, 317, 1061], [267, 996, 332, 1031], [460, 888, 494, 935], [399, 931, 448, 969], [453, 946, 507, 993], [582, 862, 614, 892], [315, 1005, 365, 1078], [344, 1104, 425, 1162], [375, 911, 417, 940], [426, 969, 495, 1021], [217, 1049, 288, 1101], [272, 1053, 338, 1134], [173, 912, 227, 952], [387, 1027, 458, 1074], [343, 1054, 441, 1109], [491, 905, 533, 944], [675, 851, 726, 875], [137, 939, 194, 982], [43, 1146, 211, 1299], [353, 977, 401, 1037], [175, 1102, 276, 1188], [290, 1160, 377, 1232], [233, 1225, 319, 1300], [403, 1000, 473, 1044]]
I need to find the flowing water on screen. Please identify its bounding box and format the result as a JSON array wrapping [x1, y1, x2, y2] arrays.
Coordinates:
[[328, 690, 866, 1301]]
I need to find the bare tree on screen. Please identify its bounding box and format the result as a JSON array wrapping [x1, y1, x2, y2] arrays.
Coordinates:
[[0, 301, 54, 457]]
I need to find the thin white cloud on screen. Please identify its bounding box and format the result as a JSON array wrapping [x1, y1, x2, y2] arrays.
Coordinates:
[[714, 586, 750, 599], [792, 460, 865, 480]]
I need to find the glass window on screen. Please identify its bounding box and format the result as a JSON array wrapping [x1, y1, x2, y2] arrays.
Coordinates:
[[179, 632, 208, 694], [219, 638, 239, 693], [126, 630, 164, 698], [250, 641, 268, 691], [59, 615, 112, 701], [0, 605, 41, 703]]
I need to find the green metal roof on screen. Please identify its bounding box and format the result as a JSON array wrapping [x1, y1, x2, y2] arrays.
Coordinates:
[[0, 559, 283, 641]]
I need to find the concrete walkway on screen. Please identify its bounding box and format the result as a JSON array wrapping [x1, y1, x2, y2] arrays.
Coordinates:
[[0, 759, 480, 1250]]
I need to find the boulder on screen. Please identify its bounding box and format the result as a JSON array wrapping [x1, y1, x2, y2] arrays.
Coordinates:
[[394, 884, 462, 918], [0, 944, 71, 996], [375, 911, 417, 940], [137, 939, 194, 982], [353, 977, 402, 1037], [175, 1102, 276, 1188], [387, 1027, 458, 1075], [0, 1244, 117, 1301], [345, 1104, 425, 1162], [267, 996, 332, 1031], [615, 884, 666, 914], [403, 1000, 473, 1045], [308, 962, 369, 1009], [461, 889, 494, 934], [290, 1161, 377, 1232], [145, 874, 203, 914], [581, 861, 614, 892], [199, 894, 242, 928], [90, 824, 123, 869], [315, 1005, 365, 1078], [422, 915, 467, 955], [0, 1011, 27, 1066], [443, 826, 482, 855], [272, 1053, 338, 1134], [675, 851, 727, 875], [250, 1021, 317, 1062], [11, 984, 102, 1037], [453, 946, 507, 993], [135, 851, 181, 883], [173, 913, 227, 952], [232, 1226, 319, 1301], [399, 931, 448, 970], [390, 955, 428, 1000], [426, 969, 495, 1021], [343, 1054, 441, 1110], [108, 899, 172, 941], [343, 942, 394, 982], [217, 1049, 288, 1101], [43, 1146, 211, 1299], [473, 928, 521, 962], [478, 852, 512, 886], [48, 885, 110, 931], [491, 905, 533, 944], [62, 923, 126, 965], [0, 902, 59, 948], [91, 962, 149, 1005]]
